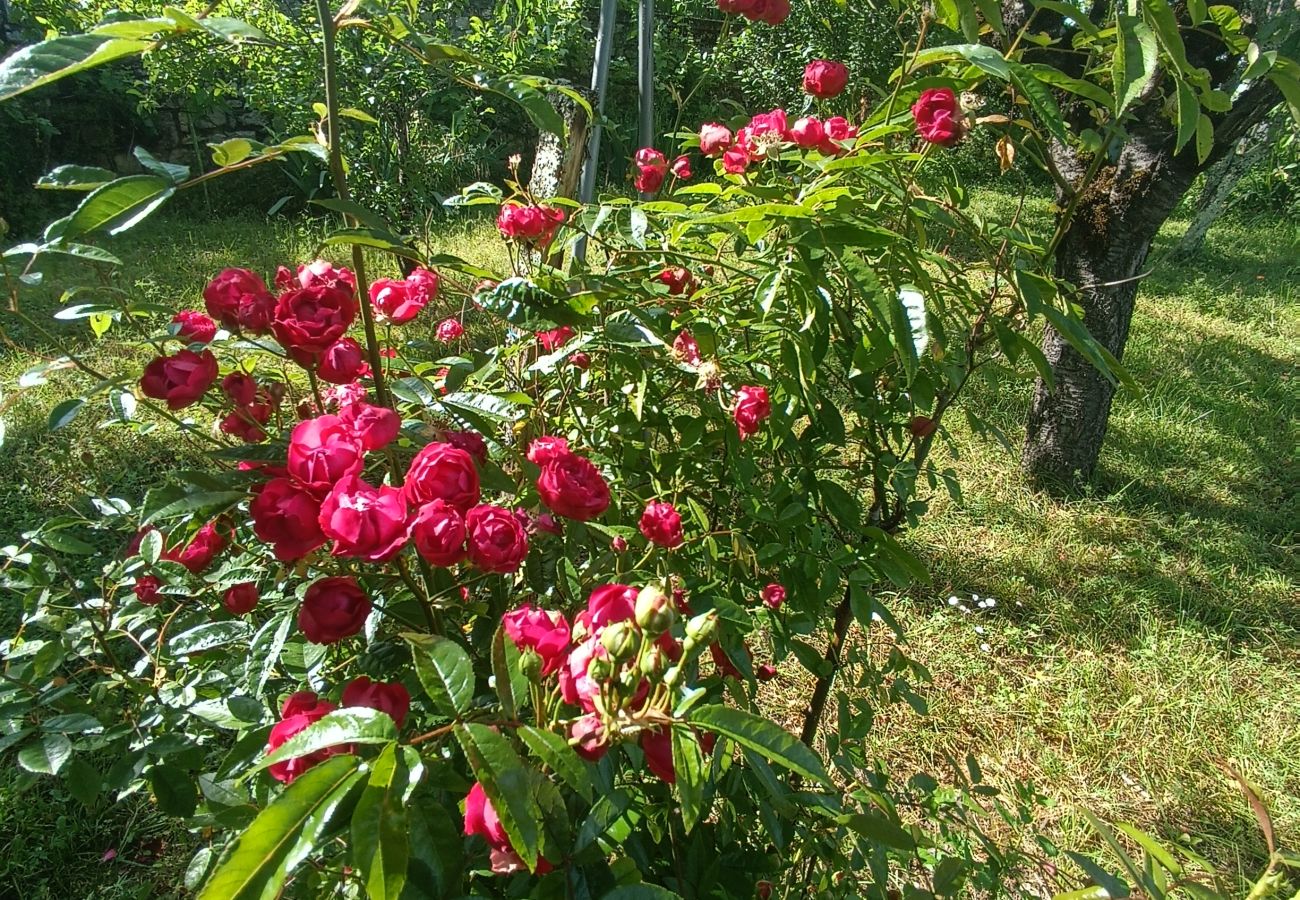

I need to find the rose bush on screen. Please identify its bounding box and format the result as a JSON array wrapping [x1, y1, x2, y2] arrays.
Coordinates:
[[1, 0, 1221, 897]]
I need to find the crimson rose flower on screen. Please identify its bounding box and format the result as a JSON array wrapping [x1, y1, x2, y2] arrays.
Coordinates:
[[171, 310, 216, 343], [139, 349, 218, 410], [496, 203, 566, 246], [339, 401, 400, 451], [164, 520, 228, 573], [699, 123, 732, 156], [404, 442, 480, 511], [250, 477, 327, 561], [317, 337, 369, 384], [640, 729, 717, 784], [220, 401, 271, 443], [266, 692, 341, 783], [464, 782, 554, 875], [761, 582, 786, 610], [723, 144, 750, 174], [670, 155, 692, 179], [911, 87, 964, 146], [409, 498, 467, 567], [341, 676, 410, 727], [820, 116, 858, 154], [578, 584, 638, 633], [221, 371, 257, 406], [634, 147, 669, 193], [502, 604, 571, 674], [733, 385, 772, 441], [318, 475, 409, 562], [536, 326, 574, 352], [134, 575, 162, 605], [299, 576, 371, 644], [639, 501, 684, 548], [271, 284, 358, 366], [673, 330, 702, 365], [537, 453, 610, 521], [435, 317, 464, 342], [464, 504, 529, 573], [370, 278, 427, 325], [203, 267, 274, 333], [405, 267, 440, 306], [802, 59, 849, 98], [287, 415, 365, 496], [223, 582, 259, 615], [294, 260, 356, 293], [440, 429, 488, 463], [791, 115, 825, 148], [657, 266, 695, 296], [526, 435, 571, 466]]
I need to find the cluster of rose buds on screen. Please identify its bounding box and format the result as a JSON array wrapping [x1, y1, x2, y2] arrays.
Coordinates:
[[632, 148, 694, 193], [699, 107, 860, 176], [129, 521, 230, 604]]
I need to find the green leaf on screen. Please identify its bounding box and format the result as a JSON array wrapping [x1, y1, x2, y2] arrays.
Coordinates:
[[198, 755, 364, 900], [1141, 0, 1190, 73], [133, 146, 189, 183], [143, 490, 245, 524], [249, 709, 397, 777], [35, 164, 117, 191], [518, 725, 593, 802], [422, 42, 479, 63], [476, 277, 592, 329], [1025, 64, 1114, 106], [18, 732, 73, 775], [601, 887, 683, 899], [63, 757, 102, 807], [491, 624, 517, 720], [687, 705, 829, 785], [0, 34, 152, 101], [454, 723, 541, 871], [671, 725, 707, 834], [1009, 63, 1068, 144], [311, 198, 393, 231], [1113, 14, 1159, 117], [210, 138, 254, 167], [48, 398, 84, 431], [841, 810, 917, 851], [339, 106, 379, 125], [351, 744, 410, 900], [170, 621, 252, 656], [405, 802, 464, 898], [480, 76, 565, 136], [1271, 72, 1300, 127], [320, 227, 423, 262], [1194, 112, 1213, 165], [404, 634, 474, 718], [151, 764, 199, 817], [905, 43, 1011, 81], [65, 175, 175, 238], [1028, 0, 1099, 36], [1115, 822, 1183, 876], [1175, 80, 1200, 151]]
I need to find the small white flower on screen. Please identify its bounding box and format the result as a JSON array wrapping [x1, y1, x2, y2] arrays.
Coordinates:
[[980, 642, 991, 652], [947, 596, 959, 606], [974, 625, 985, 635], [986, 598, 997, 608]]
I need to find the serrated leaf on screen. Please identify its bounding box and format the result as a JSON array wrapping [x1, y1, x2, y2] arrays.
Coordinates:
[[319, 227, 422, 262], [905, 43, 1011, 80], [18, 732, 73, 775], [351, 743, 409, 900], [404, 634, 474, 718], [170, 621, 252, 655], [198, 755, 363, 900], [476, 277, 591, 329], [150, 763, 199, 817], [454, 723, 541, 871], [1113, 14, 1159, 117], [491, 625, 517, 719], [249, 709, 397, 777], [671, 725, 707, 834], [687, 704, 829, 785], [518, 725, 593, 801]]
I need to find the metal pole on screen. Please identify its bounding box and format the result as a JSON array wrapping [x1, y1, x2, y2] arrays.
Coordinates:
[[576, 0, 618, 263], [637, 0, 655, 152]]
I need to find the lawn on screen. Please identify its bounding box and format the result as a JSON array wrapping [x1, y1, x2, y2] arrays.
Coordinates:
[[1, 189, 1296, 896]]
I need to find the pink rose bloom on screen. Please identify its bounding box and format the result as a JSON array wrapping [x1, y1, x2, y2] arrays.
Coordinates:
[[339, 401, 400, 451], [404, 442, 480, 511], [722, 143, 750, 175], [369, 278, 428, 325], [266, 693, 341, 783], [496, 203, 565, 247], [639, 500, 684, 548], [272, 284, 358, 367], [203, 267, 274, 333], [341, 676, 411, 728], [465, 504, 529, 573], [733, 385, 772, 441], [464, 783, 556, 875], [404, 267, 441, 306], [802, 59, 849, 99], [791, 115, 825, 149], [408, 498, 467, 567], [634, 147, 669, 193], [318, 475, 410, 562], [761, 583, 786, 610], [171, 310, 217, 343], [670, 155, 692, 179], [699, 123, 732, 156], [912, 88, 964, 146], [819, 116, 859, 154], [537, 452, 610, 521], [746, 109, 789, 148], [250, 477, 327, 561], [672, 330, 702, 366], [435, 317, 465, 342], [316, 337, 370, 384], [287, 415, 365, 496], [578, 584, 638, 633], [570, 714, 609, 761], [502, 604, 571, 674], [296, 259, 357, 293], [558, 633, 607, 711]]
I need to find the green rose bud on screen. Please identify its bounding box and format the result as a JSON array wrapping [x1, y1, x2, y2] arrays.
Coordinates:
[[634, 584, 675, 635]]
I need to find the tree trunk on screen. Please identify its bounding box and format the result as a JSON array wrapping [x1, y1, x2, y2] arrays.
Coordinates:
[[1021, 133, 1196, 487], [1172, 119, 1275, 259]]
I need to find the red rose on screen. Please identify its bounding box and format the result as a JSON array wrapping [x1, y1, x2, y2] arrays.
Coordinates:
[[791, 115, 825, 148], [756, 664, 778, 681], [463, 782, 508, 848], [502, 604, 571, 674], [404, 442, 480, 511], [134, 575, 162, 605], [672, 330, 702, 365], [761, 582, 786, 610], [537, 453, 610, 521], [439, 429, 488, 464], [172, 310, 216, 343], [641, 729, 716, 784], [496, 203, 566, 246], [409, 498, 467, 567], [220, 402, 271, 443], [223, 582, 259, 615], [295, 260, 356, 293], [699, 123, 733, 156], [717, 0, 760, 15], [339, 401, 400, 451], [639, 501, 684, 548], [911, 87, 964, 147], [435, 318, 464, 342], [405, 267, 441, 306], [526, 435, 571, 466], [203, 268, 274, 333], [578, 584, 638, 633], [733, 385, 771, 441], [536, 326, 574, 352], [318, 475, 409, 562], [634, 147, 669, 193], [656, 266, 695, 296], [250, 477, 327, 561], [266, 692, 341, 783], [317, 337, 370, 384], [221, 372, 257, 405], [271, 284, 358, 366], [464, 504, 529, 573], [722, 143, 750, 174], [341, 676, 410, 727], [140, 349, 218, 410], [570, 714, 609, 761], [559, 634, 607, 710], [802, 59, 849, 99], [755, 0, 790, 24], [710, 642, 744, 679], [287, 415, 365, 496], [163, 520, 228, 573], [570, 352, 591, 370], [298, 576, 371, 644], [370, 278, 428, 325]]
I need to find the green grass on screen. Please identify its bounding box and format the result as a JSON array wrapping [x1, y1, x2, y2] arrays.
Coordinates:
[[2, 193, 1296, 895]]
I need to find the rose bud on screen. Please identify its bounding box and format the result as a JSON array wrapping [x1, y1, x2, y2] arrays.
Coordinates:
[[760, 583, 786, 610], [601, 621, 638, 662], [435, 317, 464, 343], [134, 575, 162, 605], [171, 310, 217, 344], [569, 351, 591, 370], [911, 87, 965, 147], [756, 664, 778, 681], [803, 59, 849, 99], [611, 535, 629, 553], [298, 576, 371, 644], [670, 155, 692, 179], [569, 714, 609, 761], [683, 611, 719, 651], [791, 115, 826, 149], [223, 582, 259, 615], [635, 584, 675, 635], [757, 881, 774, 900]]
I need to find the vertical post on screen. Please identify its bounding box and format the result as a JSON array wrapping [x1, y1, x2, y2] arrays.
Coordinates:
[[576, 0, 618, 262], [637, 0, 655, 152]]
